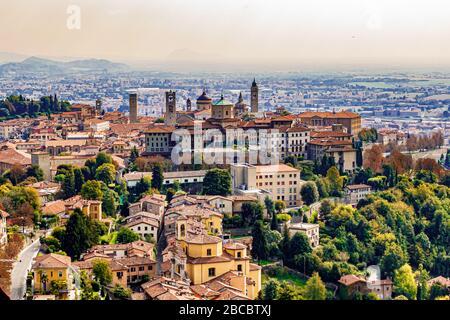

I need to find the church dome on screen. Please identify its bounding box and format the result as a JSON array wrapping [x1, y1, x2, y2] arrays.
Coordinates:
[[197, 90, 212, 102], [213, 95, 233, 106]]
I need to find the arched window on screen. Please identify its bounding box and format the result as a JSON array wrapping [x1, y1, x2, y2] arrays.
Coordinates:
[[180, 224, 185, 237]]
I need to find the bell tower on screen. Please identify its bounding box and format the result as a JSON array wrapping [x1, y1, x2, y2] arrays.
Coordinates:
[[165, 90, 177, 126], [250, 78, 258, 113]]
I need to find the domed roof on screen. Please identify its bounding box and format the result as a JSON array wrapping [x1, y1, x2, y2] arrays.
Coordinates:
[[213, 95, 233, 106], [197, 90, 212, 102]]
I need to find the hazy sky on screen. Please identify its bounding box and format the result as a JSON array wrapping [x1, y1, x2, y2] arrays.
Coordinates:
[[1, 0, 450, 69]]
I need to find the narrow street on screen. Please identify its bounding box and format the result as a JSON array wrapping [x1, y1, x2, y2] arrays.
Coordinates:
[[10, 239, 41, 300]]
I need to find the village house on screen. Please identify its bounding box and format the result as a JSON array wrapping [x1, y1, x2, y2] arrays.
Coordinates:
[[63, 195, 103, 222], [27, 181, 61, 204], [287, 222, 320, 248], [338, 275, 393, 300], [345, 184, 372, 205], [83, 241, 155, 260], [31, 253, 75, 299]]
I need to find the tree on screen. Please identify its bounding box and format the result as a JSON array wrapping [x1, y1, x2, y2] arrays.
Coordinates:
[[380, 243, 407, 277], [62, 169, 76, 198], [277, 282, 302, 300], [165, 187, 176, 204], [382, 164, 396, 188], [284, 155, 298, 167], [93, 259, 113, 287], [304, 272, 327, 300], [289, 233, 312, 258], [15, 202, 35, 231], [264, 196, 275, 217], [363, 144, 384, 172], [202, 168, 232, 196], [101, 185, 119, 216], [111, 284, 132, 299], [315, 178, 329, 199], [116, 227, 140, 244], [263, 279, 279, 300], [26, 165, 44, 182], [135, 176, 152, 198], [367, 176, 387, 191], [95, 163, 116, 185], [319, 199, 333, 223], [8, 164, 26, 185], [353, 168, 373, 184], [274, 200, 286, 213], [81, 180, 103, 200], [241, 202, 264, 226], [95, 152, 113, 168], [326, 166, 343, 196], [280, 224, 291, 260], [62, 208, 99, 260], [394, 264, 417, 300], [300, 182, 319, 205], [73, 167, 85, 194], [129, 146, 139, 165], [251, 221, 269, 260], [151, 164, 164, 191]]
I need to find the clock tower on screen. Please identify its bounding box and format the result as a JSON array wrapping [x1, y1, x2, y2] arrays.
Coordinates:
[[165, 90, 177, 126], [250, 78, 258, 113]]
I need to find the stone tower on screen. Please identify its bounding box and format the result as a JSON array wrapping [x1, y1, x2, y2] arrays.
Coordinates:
[[250, 78, 258, 113], [165, 90, 177, 126], [95, 99, 102, 116], [129, 92, 138, 123], [186, 98, 192, 111]]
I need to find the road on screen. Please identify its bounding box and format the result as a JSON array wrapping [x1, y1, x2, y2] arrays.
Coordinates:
[[10, 239, 41, 300]]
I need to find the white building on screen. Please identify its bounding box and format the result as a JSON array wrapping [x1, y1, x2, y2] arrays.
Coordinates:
[[287, 222, 320, 248], [345, 184, 372, 205]]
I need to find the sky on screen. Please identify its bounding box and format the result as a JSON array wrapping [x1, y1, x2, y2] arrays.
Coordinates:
[[1, 0, 450, 70]]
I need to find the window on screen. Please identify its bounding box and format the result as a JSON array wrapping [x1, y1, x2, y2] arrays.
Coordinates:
[[117, 272, 123, 279], [139, 266, 145, 271], [208, 268, 216, 277], [237, 252, 242, 258], [207, 249, 212, 256], [58, 271, 63, 278]]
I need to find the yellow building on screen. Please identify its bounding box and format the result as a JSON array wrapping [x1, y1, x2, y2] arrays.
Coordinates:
[[64, 195, 103, 222], [32, 253, 73, 296], [173, 218, 261, 299]]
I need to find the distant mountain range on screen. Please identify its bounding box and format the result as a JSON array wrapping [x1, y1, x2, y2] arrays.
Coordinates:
[[0, 56, 129, 76]]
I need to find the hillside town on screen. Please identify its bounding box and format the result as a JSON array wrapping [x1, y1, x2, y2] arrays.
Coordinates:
[[0, 78, 449, 302]]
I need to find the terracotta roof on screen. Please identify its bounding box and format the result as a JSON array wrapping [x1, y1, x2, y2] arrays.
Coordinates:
[[223, 242, 247, 250], [338, 274, 366, 286], [144, 126, 176, 134], [346, 184, 371, 190], [428, 276, 450, 287], [0, 147, 31, 166], [298, 111, 360, 119], [32, 254, 71, 269], [42, 200, 66, 216], [187, 254, 232, 265], [255, 164, 300, 174], [308, 138, 353, 146], [310, 131, 352, 138], [185, 234, 222, 245]]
